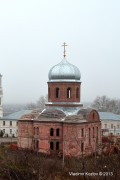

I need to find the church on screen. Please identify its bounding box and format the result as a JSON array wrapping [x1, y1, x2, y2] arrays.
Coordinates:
[[18, 44, 101, 156]]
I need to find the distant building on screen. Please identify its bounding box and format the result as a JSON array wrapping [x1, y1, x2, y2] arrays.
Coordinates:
[[18, 45, 102, 157], [0, 74, 3, 118], [0, 110, 32, 137], [99, 112, 120, 136]]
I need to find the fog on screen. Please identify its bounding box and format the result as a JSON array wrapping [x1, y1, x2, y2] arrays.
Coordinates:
[[0, 0, 120, 104]]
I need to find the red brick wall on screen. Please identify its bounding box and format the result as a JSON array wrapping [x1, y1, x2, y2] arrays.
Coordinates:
[[87, 110, 100, 122], [63, 122, 101, 156], [17, 121, 33, 149], [35, 122, 63, 154], [18, 117, 102, 156], [48, 82, 81, 103]]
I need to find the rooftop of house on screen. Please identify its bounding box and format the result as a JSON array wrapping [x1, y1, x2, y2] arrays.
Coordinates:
[[1, 110, 33, 120], [98, 112, 120, 121]]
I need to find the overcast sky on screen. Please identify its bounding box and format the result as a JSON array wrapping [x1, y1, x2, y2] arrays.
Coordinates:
[[0, 0, 120, 104]]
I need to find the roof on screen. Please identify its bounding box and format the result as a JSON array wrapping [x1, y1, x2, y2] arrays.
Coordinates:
[[2, 110, 33, 120], [98, 112, 120, 121], [48, 59, 81, 82], [35, 107, 99, 123]]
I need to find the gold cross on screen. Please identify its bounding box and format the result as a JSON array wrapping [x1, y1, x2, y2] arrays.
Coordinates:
[[62, 42, 68, 58]]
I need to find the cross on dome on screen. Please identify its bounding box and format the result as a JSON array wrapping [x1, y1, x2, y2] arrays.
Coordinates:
[[62, 42, 68, 58]]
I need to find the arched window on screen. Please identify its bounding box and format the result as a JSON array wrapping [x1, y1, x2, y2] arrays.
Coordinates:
[[76, 87, 79, 98], [50, 128, 54, 136], [50, 141, 54, 150], [56, 142, 59, 150], [56, 88, 60, 98], [67, 88, 71, 98], [56, 128, 59, 136]]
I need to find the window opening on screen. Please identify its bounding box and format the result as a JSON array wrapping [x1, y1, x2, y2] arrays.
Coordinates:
[[50, 128, 54, 136], [50, 141, 54, 150], [56, 142, 59, 150], [81, 142, 84, 152], [36, 140, 39, 150], [56, 128, 59, 136], [56, 88, 60, 98], [67, 88, 71, 98]]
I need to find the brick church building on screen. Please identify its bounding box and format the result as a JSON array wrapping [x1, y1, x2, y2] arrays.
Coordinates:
[[18, 44, 101, 156]]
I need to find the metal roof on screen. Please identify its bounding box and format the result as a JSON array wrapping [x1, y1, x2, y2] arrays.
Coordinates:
[[37, 107, 98, 123], [2, 110, 33, 120], [98, 112, 120, 121], [48, 59, 81, 82]]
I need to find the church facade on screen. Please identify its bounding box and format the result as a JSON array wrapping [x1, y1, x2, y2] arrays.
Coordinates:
[[18, 45, 101, 156]]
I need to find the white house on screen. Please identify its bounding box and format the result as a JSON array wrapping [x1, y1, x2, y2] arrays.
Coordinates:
[[99, 112, 120, 136], [0, 110, 32, 137]]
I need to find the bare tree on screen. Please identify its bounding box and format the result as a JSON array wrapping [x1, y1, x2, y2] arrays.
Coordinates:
[[26, 103, 37, 110], [92, 95, 120, 114], [36, 95, 48, 111], [26, 95, 48, 111]]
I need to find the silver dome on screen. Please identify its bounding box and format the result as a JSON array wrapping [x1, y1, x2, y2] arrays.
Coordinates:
[[48, 59, 81, 82]]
